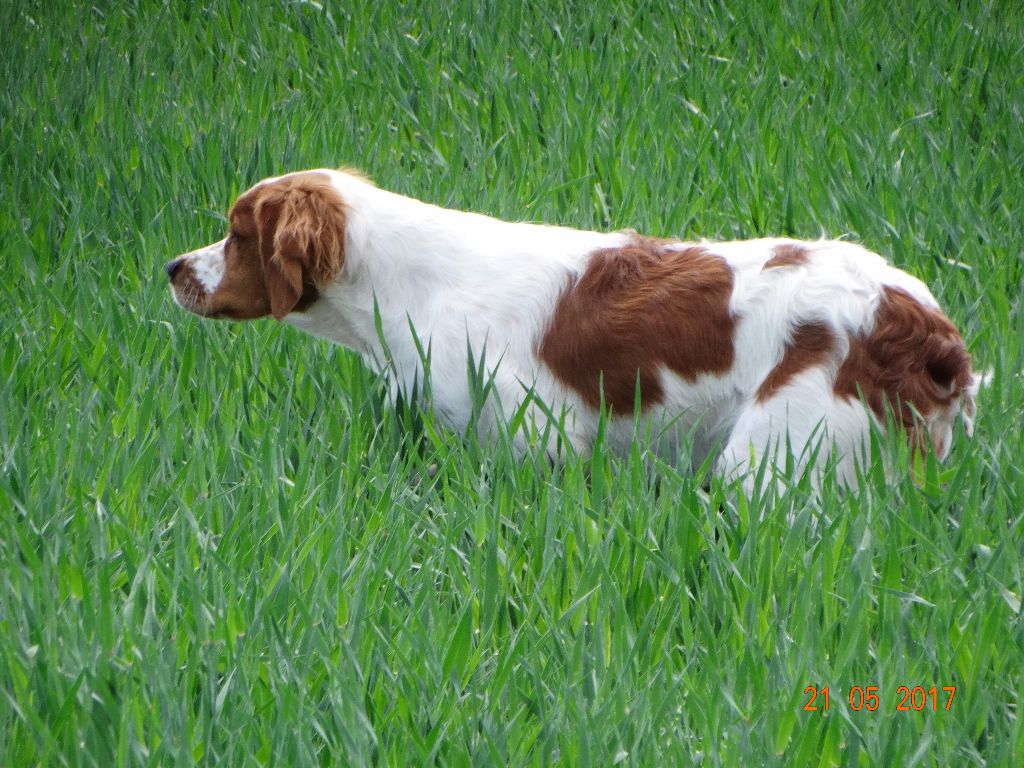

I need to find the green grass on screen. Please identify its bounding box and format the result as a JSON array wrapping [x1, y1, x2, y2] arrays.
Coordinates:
[[2, 0, 1022, 765]]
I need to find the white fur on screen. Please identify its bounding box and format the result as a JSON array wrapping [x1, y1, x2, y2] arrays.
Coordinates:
[[177, 170, 972, 491], [188, 239, 227, 293]]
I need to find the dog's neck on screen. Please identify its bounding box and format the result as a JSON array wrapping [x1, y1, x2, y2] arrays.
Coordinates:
[[283, 173, 627, 385]]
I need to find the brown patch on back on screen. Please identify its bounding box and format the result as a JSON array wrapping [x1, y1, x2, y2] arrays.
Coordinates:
[[538, 239, 736, 412], [755, 322, 836, 402], [835, 286, 973, 430], [204, 172, 347, 320], [762, 243, 809, 270]]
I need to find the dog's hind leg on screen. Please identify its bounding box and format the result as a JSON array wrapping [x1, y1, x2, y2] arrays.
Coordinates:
[[716, 369, 873, 496]]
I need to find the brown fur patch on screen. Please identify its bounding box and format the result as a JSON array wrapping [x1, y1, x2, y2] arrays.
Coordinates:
[[835, 286, 973, 429], [755, 322, 836, 402], [538, 239, 736, 412], [205, 172, 347, 320], [762, 243, 809, 270]]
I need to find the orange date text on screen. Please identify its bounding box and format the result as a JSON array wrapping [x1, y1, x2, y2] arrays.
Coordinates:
[[802, 685, 956, 712]]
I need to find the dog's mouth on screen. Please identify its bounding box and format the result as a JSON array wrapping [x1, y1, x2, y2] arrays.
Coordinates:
[[169, 276, 214, 318], [172, 286, 264, 321]]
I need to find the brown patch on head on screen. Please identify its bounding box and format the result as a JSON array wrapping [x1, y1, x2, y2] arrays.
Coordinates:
[[538, 239, 736, 412], [835, 286, 973, 438], [762, 243, 809, 271], [175, 171, 347, 320], [230, 172, 347, 319], [755, 322, 836, 402]]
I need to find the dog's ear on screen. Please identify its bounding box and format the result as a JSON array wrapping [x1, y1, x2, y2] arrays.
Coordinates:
[[253, 176, 347, 320]]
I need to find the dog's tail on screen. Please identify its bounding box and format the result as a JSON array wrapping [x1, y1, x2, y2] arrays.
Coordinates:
[[887, 289, 979, 459], [839, 286, 979, 459], [959, 369, 988, 438], [906, 327, 977, 460]]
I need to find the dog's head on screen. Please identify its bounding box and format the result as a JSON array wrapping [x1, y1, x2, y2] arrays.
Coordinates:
[[167, 171, 346, 320]]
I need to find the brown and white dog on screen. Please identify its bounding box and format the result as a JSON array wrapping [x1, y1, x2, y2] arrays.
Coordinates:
[[167, 169, 979, 491]]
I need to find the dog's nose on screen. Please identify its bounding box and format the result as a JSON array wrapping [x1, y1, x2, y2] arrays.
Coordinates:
[[165, 258, 185, 280]]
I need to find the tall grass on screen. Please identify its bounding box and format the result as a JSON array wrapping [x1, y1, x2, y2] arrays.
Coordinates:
[[1, 1, 1022, 765]]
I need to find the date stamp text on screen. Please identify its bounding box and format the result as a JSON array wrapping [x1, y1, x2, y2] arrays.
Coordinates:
[[802, 685, 956, 713]]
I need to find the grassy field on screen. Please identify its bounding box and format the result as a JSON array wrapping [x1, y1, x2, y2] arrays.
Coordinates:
[[2, 0, 1022, 765]]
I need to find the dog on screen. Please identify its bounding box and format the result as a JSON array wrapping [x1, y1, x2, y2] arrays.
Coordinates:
[[167, 169, 979, 492]]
